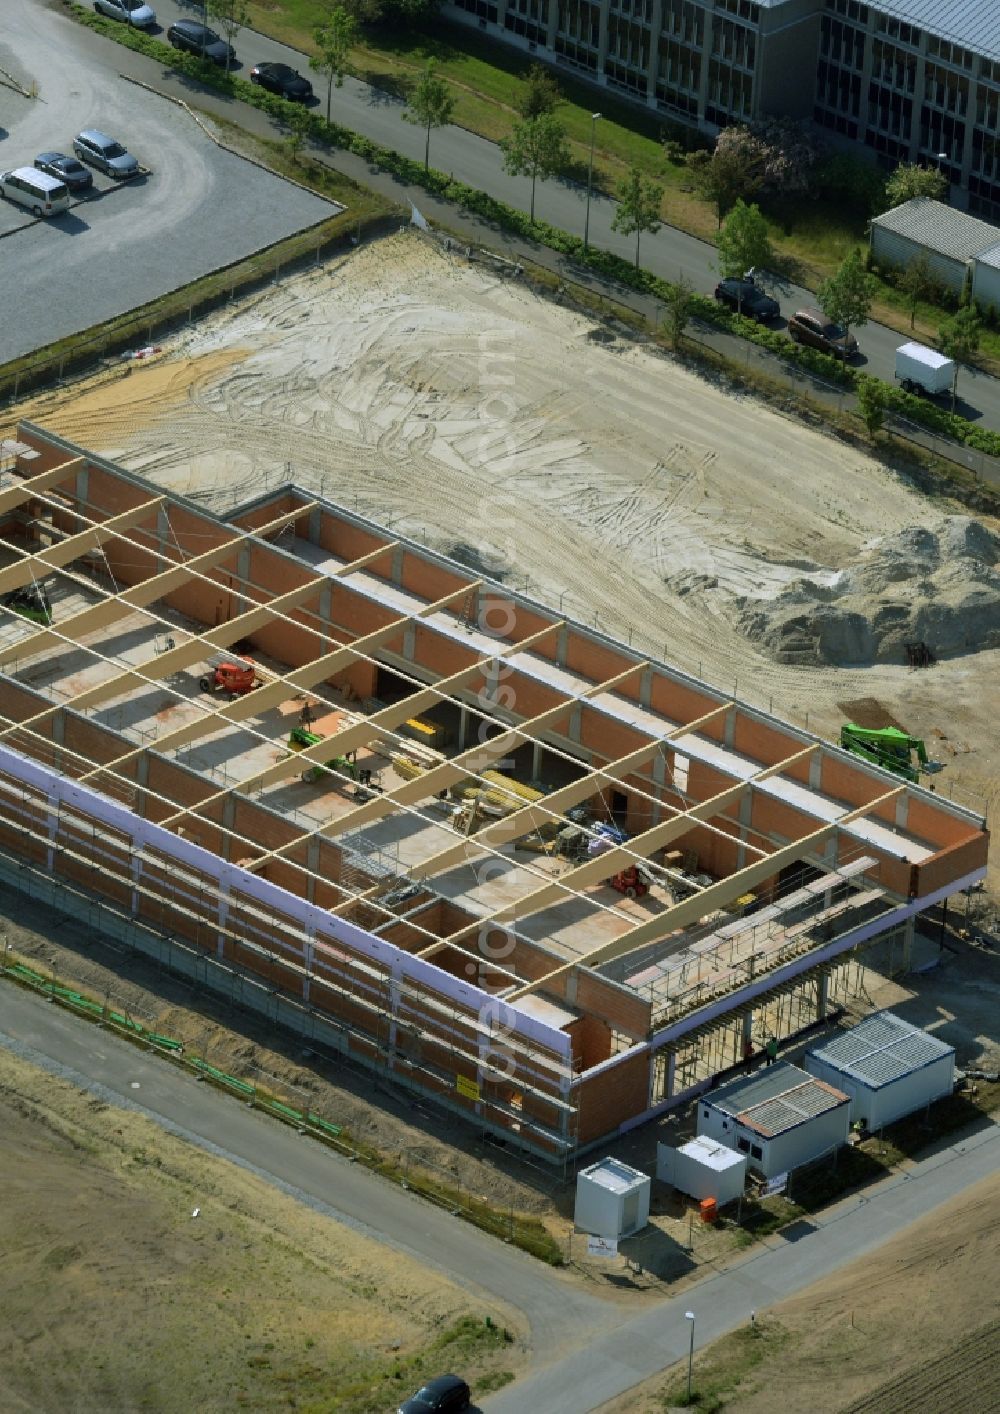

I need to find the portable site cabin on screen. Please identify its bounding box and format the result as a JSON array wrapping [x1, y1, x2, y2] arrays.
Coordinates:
[[697, 1063, 851, 1180], [574, 1157, 651, 1239], [805, 1011, 956, 1132], [657, 1136, 747, 1205]]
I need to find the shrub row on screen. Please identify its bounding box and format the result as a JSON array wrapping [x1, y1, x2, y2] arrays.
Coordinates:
[[66, 5, 1000, 460]]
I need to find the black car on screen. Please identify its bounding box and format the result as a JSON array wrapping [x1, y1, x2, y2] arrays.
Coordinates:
[[34, 152, 93, 192], [713, 277, 780, 322], [250, 62, 313, 102], [166, 20, 235, 66], [397, 1373, 471, 1414]]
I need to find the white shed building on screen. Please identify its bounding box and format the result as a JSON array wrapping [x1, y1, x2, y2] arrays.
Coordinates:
[[574, 1157, 651, 1239], [870, 198, 1000, 297], [972, 242, 1000, 313], [805, 1011, 955, 1133], [697, 1063, 851, 1180], [657, 1136, 746, 1205]]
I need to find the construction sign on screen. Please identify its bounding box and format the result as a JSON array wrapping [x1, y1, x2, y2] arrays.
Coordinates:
[[456, 1074, 480, 1101]]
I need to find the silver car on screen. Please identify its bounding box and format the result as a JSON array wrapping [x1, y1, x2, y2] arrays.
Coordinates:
[[93, 0, 156, 27], [73, 130, 140, 180]]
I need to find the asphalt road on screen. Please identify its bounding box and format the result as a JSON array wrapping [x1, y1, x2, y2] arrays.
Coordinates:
[[2, 979, 998, 1412], [0, 2, 335, 363], [141, 0, 1000, 432]]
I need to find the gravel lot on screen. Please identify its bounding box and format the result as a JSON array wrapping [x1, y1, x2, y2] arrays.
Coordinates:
[[0, 0, 338, 363]]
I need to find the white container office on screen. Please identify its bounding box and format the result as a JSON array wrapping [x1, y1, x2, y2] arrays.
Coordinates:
[[574, 1157, 651, 1239]]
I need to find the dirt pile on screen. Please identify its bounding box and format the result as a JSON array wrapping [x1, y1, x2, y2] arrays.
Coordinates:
[[736, 516, 1000, 665]]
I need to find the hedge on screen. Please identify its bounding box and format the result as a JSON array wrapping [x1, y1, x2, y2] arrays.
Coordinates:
[[63, 5, 1000, 461]]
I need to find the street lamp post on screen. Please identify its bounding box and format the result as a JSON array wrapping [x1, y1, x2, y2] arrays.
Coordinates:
[[584, 112, 601, 253], [936, 151, 948, 173], [685, 1310, 696, 1404]]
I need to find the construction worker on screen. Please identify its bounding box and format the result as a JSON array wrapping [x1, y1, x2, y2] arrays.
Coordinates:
[[765, 1036, 778, 1067], [743, 1038, 754, 1074], [299, 701, 315, 727]]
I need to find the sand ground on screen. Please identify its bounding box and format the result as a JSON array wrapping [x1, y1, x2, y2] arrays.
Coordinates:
[[5, 232, 997, 876], [0, 1046, 520, 1414]]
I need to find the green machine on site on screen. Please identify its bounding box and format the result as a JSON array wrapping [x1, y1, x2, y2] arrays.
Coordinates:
[[288, 727, 363, 786], [3, 583, 53, 626], [839, 724, 943, 784]]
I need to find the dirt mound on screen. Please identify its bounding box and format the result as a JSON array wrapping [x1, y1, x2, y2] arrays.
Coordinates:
[[736, 516, 1000, 665]]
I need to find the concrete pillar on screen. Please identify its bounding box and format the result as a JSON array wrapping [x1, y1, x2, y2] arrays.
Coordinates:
[[895, 793, 910, 829], [907, 36, 929, 164], [221, 796, 236, 863], [235, 545, 251, 618], [652, 750, 665, 826], [569, 703, 582, 742], [556, 625, 569, 667], [724, 704, 736, 748], [596, 0, 611, 81], [665, 1049, 676, 1099], [545, 0, 558, 50], [741, 1011, 753, 1046], [391, 546, 404, 585], [403, 624, 416, 661], [816, 969, 830, 1021], [155, 504, 170, 575], [646, 0, 663, 105], [901, 915, 915, 971], [458, 705, 470, 750], [640, 665, 653, 709], [318, 583, 333, 651], [532, 740, 543, 780]]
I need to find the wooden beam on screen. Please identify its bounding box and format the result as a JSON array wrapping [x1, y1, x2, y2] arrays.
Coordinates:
[[505, 786, 904, 1000], [444, 744, 818, 942], [0, 501, 319, 668], [0, 457, 83, 517], [0, 495, 165, 597]]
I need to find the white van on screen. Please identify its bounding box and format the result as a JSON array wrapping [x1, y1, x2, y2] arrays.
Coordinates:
[[0, 167, 71, 217]]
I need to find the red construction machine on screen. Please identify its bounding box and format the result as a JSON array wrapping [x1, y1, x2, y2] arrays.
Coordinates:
[[199, 655, 258, 698]]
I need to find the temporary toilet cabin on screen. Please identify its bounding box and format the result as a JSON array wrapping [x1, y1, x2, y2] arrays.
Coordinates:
[[805, 1011, 955, 1132], [657, 1136, 746, 1205], [574, 1157, 651, 1239], [697, 1062, 851, 1179]]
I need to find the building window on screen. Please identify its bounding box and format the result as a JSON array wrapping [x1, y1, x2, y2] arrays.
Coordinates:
[[824, 0, 868, 21], [737, 1136, 751, 1153], [751, 1143, 763, 1160]]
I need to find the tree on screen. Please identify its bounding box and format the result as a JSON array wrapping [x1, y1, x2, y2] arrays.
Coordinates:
[[883, 162, 948, 210], [403, 60, 456, 172], [284, 104, 312, 165], [816, 247, 877, 348], [898, 250, 937, 330], [688, 145, 762, 228], [516, 63, 560, 120], [611, 167, 663, 269], [856, 376, 888, 441], [715, 118, 822, 201], [207, 0, 248, 76], [938, 306, 982, 409], [500, 114, 570, 223], [716, 200, 773, 285], [311, 6, 358, 126], [661, 276, 696, 351]]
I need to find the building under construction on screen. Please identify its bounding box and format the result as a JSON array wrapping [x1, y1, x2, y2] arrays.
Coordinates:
[[0, 424, 988, 1164]]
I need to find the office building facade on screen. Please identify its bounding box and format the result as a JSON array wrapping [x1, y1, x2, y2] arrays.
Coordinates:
[[444, 0, 1000, 214]]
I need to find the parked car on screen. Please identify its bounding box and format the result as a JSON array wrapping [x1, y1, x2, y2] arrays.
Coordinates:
[[397, 1374, 471, 1414], [35, 152, 93, 192], [788, 307, 859, 359], [92, 0, 156, 27], [249, 62, 313, 102], [166, 20, 235, 66], [0, 167, 71, 218], [72, 130, 140, 179], [713, 277, 780, 322]]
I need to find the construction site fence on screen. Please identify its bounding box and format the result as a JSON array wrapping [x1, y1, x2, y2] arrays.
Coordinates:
[[0, 940, 564, 1265], [0, 211, 401, 409]]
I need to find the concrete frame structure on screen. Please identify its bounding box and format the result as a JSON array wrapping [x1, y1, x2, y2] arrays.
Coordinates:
[[0, 423, 987, 1165], [444, 0, 1000, 215]]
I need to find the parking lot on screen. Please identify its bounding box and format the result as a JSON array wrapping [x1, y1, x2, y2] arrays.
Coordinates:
[[0, 0, 340, 364]]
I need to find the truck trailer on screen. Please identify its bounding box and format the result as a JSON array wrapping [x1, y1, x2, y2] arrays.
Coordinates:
[[894, 342, 954, 398]]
